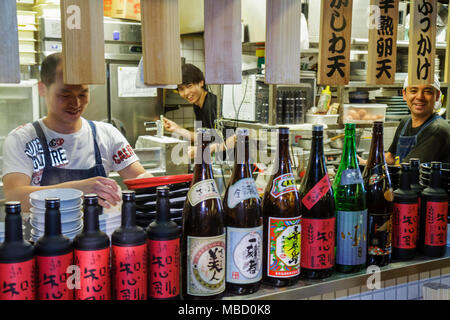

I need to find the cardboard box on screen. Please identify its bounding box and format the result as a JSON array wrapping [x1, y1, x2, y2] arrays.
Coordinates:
[[111, 0, 141, 21], [104, 0, 113, 17]]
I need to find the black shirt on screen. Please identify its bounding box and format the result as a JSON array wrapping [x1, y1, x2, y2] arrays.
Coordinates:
[[193, 91, 217, 130], [388, 113, 450, 163]]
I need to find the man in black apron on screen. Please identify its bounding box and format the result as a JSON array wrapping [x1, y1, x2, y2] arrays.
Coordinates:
[[2, 53, 150, 212], [385, 75, 450, 164]]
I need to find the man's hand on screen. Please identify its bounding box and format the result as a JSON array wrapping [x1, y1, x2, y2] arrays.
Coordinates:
[[71, 176, 121, 209], [163, 117, 180, 133], [357, 155, 367, 166]]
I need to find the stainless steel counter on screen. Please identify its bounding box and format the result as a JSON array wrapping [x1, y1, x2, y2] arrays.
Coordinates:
[[223, 248, 450, 300]]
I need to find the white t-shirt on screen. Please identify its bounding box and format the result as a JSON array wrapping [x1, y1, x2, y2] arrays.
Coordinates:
[[2, 117, 139, 186]]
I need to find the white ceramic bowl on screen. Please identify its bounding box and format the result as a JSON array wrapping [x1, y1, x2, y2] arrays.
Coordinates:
[[29, 188, 83, 209], [30, 218, 83, 233], [30, 209, 82, 223]]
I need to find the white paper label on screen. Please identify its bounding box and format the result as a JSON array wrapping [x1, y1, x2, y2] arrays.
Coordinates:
[[187, 179, 220, 207], [227, 178, 259, 209]]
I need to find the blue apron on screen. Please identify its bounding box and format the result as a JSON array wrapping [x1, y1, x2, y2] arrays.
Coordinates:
[[396, 114, 442, 162], [32, 120, 107, 186]]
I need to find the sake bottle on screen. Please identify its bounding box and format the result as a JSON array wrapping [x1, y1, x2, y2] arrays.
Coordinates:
[[73, 194, 110, 300], [182, 128, 225, 300], [147, 186, 181, 300], [299, 125, 335, 279], [362, 121, 394, 267], [332, 123, 367, 273], [35, 198, 73, 300], [0, 202, 35, 300], [419, 162, 448, 257], [111, 190, 147, 300], [224, 128, 262, 295], [262, 127, 301, 287], [392, 164, 419, 260]]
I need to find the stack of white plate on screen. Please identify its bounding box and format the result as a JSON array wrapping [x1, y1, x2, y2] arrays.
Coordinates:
[[29, 188, 83, 242]]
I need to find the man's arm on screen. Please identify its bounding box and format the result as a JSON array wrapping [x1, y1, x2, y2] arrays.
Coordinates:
[[385, 151, 396, 165], [117, 160, 153, 179], [3, 172, 122, 212]]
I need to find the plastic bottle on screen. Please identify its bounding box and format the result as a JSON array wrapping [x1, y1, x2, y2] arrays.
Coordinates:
[[317, 86, 332, 113]]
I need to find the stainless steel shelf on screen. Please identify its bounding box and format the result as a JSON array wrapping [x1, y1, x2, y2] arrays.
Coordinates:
[[223, 248, 450, 300], [221, 120, 400, 130]]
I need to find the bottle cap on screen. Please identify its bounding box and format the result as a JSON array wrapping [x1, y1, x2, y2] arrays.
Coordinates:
[[401, 163, 411, 171], [313, 124, 323, 132], [409, 158, 420, 167], [345, 123, 356, 130], [84, 194, 98, 205], [157, 186, 170, 196], [278, 127, 290, 135], [5, 201, 21, 211], [431, 161, 442, 170], [122, 190, 135, 201], [236, 128, 249, 136], [45, 197, 60, 209]]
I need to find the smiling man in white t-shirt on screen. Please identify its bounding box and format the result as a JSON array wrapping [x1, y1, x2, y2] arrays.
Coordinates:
[[2, 53, 150, 211]]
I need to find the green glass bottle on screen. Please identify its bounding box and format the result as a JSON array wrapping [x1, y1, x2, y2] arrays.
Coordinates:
[[332, 123, 367, 273]]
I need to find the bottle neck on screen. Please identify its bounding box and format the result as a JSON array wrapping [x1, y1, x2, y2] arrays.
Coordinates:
[[411, 166, 420, 184], [121, 200, 136, 228], [5, 212, 23, 242], [306, 132, 327, 179], [366, 130, 385, 167], [194, 141, 213, 178], [342, 128, 357, 168], [277, 134, 291, 174], [233, 135, 251, 179], [45, 208, 62, 236], [83, 204, 100, 232], [400, 171, 411, 190], [430, 169, 442, 188], [156, 194, 170, 223]]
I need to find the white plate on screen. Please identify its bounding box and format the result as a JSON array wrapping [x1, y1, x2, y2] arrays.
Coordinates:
[[29, 188, 83, 208]]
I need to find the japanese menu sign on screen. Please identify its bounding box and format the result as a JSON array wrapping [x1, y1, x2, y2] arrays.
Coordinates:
[[367, 0, 399, 85], [408, 0, 437, 86], [318, 0, 353, 85]]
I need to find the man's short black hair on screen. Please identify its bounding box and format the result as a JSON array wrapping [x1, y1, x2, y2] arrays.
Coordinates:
[[40, 52, 62, 87], [181, 63, 207, 90]]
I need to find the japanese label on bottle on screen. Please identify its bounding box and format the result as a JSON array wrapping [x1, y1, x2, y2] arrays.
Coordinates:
[[0, 259, 36, 300], [111, 243, 147, 300], [369, 173, 383, 185], [302, 175, 332, 210], [148, 238, 180, 299], [301, 217, 336, 269], [393, 203, 419, 249], [36, 252, 73, 300], [226, 226, 262, 284], [425, 201, 448, 247], [267, 216, 301, 278], [340, 169, 363, 185], [336, 210, 367, 266], [188, 179, 220, 207], [270, 173, 297, 198], [368, 214, 392, 256], [74, 248, 110, 300], [187, 234, 225, 296], [227, 178, 259, 209]]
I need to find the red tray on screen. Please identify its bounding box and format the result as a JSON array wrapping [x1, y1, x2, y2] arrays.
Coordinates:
[[124, 174, 193, 190]]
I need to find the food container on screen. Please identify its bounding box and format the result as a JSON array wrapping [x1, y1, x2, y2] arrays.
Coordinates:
[[343, 103, 388, 124], [305, 114, 339, 125]]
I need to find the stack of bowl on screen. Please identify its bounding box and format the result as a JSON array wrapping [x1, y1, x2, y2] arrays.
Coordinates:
[[29, 188, 83, 242], [0, 222, 4, 243], [419, 163, 450, 219], [99, 208, 121, 239]]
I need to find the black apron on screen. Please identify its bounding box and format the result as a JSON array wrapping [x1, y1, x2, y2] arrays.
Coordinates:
[[396, 114, 442, 162], [32, 120, 107, 186]]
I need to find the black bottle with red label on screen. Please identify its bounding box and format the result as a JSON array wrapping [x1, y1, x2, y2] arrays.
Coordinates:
[[73, 194, 111, 300], [418, 162, 448, 257], [35, 198, 73, 300], [0, 201, 36, 300], [111, 190, 148, 300], [392, 164, 419, 260], [147, 186, 181, 300], [409, 158, 423, 248]]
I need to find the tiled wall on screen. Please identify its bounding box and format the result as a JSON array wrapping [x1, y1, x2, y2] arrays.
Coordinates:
[[302, 267, 450, 300], [164, 35, 205, 130]]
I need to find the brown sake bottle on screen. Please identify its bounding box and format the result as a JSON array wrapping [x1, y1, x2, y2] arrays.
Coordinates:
[[362, 121, 394, 267], [182, 128, 225, 300], [224, 128, 262, 295], [262, 127, 301, 287], [299, 125, 335, 279]]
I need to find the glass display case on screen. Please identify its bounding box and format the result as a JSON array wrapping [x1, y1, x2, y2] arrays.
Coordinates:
[[0, 79, 40, 178]]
